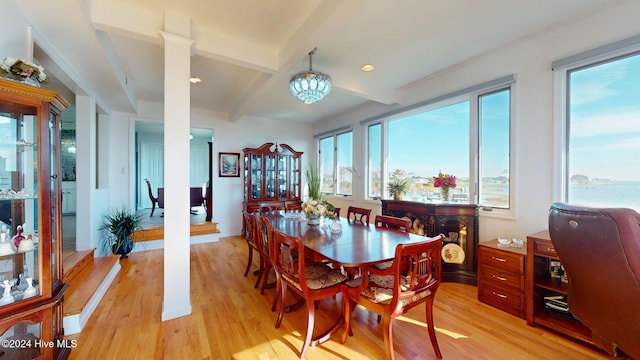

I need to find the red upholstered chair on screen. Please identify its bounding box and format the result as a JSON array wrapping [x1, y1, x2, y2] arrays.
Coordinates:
[[347, 206, 372, 225], [272, 229, 348, 359], [342, 234, 445, 360], [374, 215, 412, 233], [549, 203, 640, 360]]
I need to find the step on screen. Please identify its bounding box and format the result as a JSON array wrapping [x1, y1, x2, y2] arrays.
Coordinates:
[[62, 249, 95, 283], [132, 221, 219, 241], [63, 254, 121, 335]]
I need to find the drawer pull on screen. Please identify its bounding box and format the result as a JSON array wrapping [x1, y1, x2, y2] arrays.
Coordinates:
[[492, 275, 507, 281], [492, 291, 507, 299], [491, 256, 507, 262], [546, 247, 556, 253]]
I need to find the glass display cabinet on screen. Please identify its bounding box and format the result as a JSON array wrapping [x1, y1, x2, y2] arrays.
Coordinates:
[[242, 142, 303, 213], [0, 78, 69, 359]]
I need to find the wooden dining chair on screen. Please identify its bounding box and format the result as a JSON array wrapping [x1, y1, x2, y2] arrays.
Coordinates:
[[144, 178, 160, 217], [374, 215, 412, 233], [347, 206, 372, 225], [259, 201, 285, 214], [272, 229, 348, 359], [242, 211, 260, 285], [341, 234, 445, 360], [255, 216, 280, 311], [284, 200, 302, 212]]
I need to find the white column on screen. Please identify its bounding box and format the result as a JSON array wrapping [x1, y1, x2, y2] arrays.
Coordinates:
[[75, 95, 97, 251], [160, 11, 194, 321]]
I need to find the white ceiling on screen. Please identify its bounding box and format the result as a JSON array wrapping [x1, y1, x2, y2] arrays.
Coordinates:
[[14, 0, 618, 124]]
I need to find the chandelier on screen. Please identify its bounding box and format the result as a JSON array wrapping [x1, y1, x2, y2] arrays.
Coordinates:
[[289, 47, 332, 104]]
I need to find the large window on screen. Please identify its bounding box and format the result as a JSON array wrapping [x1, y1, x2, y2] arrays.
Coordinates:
[[479, 89, 511, 208], [366, 78, 513, 212], [386, 101, 470, 202], [564, 52, 640, 210], [319, 131, 353, 196]]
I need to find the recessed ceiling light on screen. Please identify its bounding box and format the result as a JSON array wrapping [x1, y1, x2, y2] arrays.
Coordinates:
[[189, 77, 201, 84], [361, 64, 375, 72]]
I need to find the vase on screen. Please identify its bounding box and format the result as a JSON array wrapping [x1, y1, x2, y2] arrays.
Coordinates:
[[307, 215, 320, 226], [441, 186, 450, 202], [112, 238, 134, 259], [330, 219, 342, 233]]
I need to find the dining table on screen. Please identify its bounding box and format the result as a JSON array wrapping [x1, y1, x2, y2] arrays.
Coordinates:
[[262, 211, 435, 267], [260, 211, 442, 346]]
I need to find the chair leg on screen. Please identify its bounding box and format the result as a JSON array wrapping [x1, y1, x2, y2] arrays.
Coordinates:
[[300, 300, 316, 359], [260, 263, 272, 294], [425, 298, 442, 358], [254, 256, 265, 288], [244, 245, 254, 277], [270, 275, 280, 312], [341, 296, 355, 343], [382, 316, 395, 360], [275, 281, 288, 328]]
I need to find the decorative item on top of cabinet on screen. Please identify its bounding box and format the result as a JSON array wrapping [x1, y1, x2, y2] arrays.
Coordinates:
[[0, 78, 70, 360], [242, 143, 303, 214], [478, 239, 526, 318]]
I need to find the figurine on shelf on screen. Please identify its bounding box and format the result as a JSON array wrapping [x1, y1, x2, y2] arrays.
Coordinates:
[[22, 278, 37, 298], [17, 234, 34, 252], [0, 225, 14, 255], [12, 224, 25, 250], [0, 279, 15, 305]]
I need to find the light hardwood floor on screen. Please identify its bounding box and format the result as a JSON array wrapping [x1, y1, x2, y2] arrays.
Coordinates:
[[67, 236, 607, 360]]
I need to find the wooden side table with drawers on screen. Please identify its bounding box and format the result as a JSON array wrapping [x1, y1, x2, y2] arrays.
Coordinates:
[[477, 239, 527, 318]]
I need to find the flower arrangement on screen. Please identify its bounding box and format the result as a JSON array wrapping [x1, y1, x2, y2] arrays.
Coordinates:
[[433, 171, 456, 201], [0, 57, 49, 85], [433, 171, 456, 189], [302, 199, 335, 218]]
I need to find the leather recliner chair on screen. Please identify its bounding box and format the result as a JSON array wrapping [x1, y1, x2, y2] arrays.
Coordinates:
[[549, 202, 640, 359]]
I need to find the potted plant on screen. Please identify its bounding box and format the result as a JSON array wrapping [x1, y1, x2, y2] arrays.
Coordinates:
[[387, 179, 409, 200], [100, 206, 143, 259], [305, 164, 321, 201]]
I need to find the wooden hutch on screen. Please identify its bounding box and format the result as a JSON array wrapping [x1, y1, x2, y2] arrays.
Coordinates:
[[0, 78, 69, 359], [242, 143, 303, 213], [381, 200, 479, 285]]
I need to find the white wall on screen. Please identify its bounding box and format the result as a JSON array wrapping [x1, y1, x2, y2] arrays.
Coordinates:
[[107, 101, 314, 238], [312, 1, 640, 242]]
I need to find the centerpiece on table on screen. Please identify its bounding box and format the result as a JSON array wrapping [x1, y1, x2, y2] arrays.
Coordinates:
[[0, 57, 49, 87], [302, 165, 338, 228], [433, 171, 456, 202]]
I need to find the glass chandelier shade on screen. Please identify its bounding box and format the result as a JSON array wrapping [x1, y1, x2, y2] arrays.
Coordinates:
[[289, 48, 332, 103]]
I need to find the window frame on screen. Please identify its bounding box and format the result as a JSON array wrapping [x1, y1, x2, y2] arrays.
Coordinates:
[[364, 77, 516, 219], [553, 42, 640, 207], [317, 129, 354, 197]]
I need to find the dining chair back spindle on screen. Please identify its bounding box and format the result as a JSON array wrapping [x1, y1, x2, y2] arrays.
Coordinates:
[[342, 234, 445, 360], [272, 229, 348, 359], [347, 206, 372, 225]]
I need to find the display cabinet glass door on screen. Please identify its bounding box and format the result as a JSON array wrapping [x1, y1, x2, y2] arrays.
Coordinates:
[[49, 110, 62, 288], [277, 155, 287, 199], [265, 155, 276, 199], [249, 154, 262, 200], [290, 156, 300, 198], [0, 102, 41, 304]]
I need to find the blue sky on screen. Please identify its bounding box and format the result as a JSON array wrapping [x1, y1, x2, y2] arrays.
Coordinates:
[[569, 53, 640, 181]]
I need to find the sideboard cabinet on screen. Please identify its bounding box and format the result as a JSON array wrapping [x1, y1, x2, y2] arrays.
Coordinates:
[[0, 78, 69, 359], [242, 143, 303, 213], [381, 200, 478, 285]]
